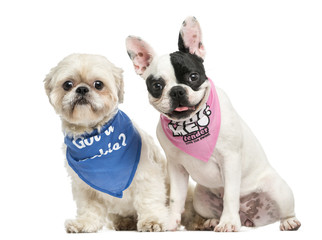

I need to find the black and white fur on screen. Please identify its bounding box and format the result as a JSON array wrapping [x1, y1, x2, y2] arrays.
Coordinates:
[[126, 16, 301, 232]]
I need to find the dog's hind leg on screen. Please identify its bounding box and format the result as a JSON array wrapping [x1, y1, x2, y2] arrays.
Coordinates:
[[262, 173, 301, 231], [239, 173, 301, 231]]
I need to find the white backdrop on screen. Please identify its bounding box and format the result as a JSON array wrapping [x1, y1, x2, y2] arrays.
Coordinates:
[[0, 0, 321, 239]]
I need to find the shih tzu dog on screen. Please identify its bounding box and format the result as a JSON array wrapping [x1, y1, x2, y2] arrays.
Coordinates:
[[44, 53, 169, 233], [126, 16, 301, 232]]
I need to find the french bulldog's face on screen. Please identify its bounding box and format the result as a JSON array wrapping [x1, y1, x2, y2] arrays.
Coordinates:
[[143, 51, 209, 120], [126, 16, 210, 121]]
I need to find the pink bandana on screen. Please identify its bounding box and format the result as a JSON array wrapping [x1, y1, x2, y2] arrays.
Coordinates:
[[160, 79, 221, 162]]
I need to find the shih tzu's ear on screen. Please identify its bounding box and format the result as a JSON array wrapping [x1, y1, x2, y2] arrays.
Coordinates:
[[43, 67, 56, 103], [178, 16, 206, 59], [44, 71, 53, 96], [126, 36, 156, 76], [112, 65, 124, 103]]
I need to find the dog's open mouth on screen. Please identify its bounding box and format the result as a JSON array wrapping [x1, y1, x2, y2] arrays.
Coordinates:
[[166, 86, 210, 120], [173, 105, 196, 112], [167, 101, 202, 120]]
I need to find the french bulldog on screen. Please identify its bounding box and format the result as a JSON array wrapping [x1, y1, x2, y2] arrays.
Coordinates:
[[126, 16, 301, 232]]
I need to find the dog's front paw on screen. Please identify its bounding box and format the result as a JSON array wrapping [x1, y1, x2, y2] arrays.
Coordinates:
[[65, 218, 102, 233], [214, 216, 241, 232], [280, 217, 301, 231], [167, 213, 181, 231], [137, 220, 165, 232]]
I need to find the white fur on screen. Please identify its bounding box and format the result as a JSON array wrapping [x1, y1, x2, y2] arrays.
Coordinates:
[[44, 54, 169, 232], [126, 16, 301, 232], [64, 126, 169, 233], [159, 87, 300, 231]]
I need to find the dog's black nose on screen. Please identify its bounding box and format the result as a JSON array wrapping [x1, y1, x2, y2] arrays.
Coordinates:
[[76, 86, 89, 95], [170, 86, 186, 100]]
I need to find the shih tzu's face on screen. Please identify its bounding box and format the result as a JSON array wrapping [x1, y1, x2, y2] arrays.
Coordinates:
[[44, 54, 124, 127]]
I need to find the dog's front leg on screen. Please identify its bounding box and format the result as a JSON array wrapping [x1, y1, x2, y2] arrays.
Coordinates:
[[167, 160, 189, 231], [65, 180, 107, 233], [215, 152, 242, 232], [133, 173, 168, 232]]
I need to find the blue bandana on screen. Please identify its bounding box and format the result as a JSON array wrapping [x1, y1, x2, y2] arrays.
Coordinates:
[[64, 110, 142, 198]]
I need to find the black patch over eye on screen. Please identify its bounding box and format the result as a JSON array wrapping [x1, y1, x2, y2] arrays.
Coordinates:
[[94, 80, 104, 90], [152, 82, 164, 91], [63, 81, 73, 91], [170, 51, 207, 91], [146, 75, 166, 99], [189, 73, 199, 82]]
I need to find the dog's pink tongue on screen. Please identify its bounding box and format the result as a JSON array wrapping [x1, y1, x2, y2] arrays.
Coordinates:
[[174, 106, 191, 112], [175, 106, 189, 112]]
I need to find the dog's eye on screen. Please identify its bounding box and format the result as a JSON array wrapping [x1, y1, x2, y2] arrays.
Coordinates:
[[189, 73, 199, 82], [152, 82, 163, 91], [63, 81, 73, 91], [94, 81, 104, 90]]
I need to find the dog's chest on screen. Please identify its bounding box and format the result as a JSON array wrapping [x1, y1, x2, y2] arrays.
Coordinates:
[[157, 121, 223, 188], [180, 153, 223, 188]]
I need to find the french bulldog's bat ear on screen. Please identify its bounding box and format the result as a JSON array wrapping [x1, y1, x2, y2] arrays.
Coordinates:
[[126, 36, 156, 76], [178, 16, 206, 59]]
